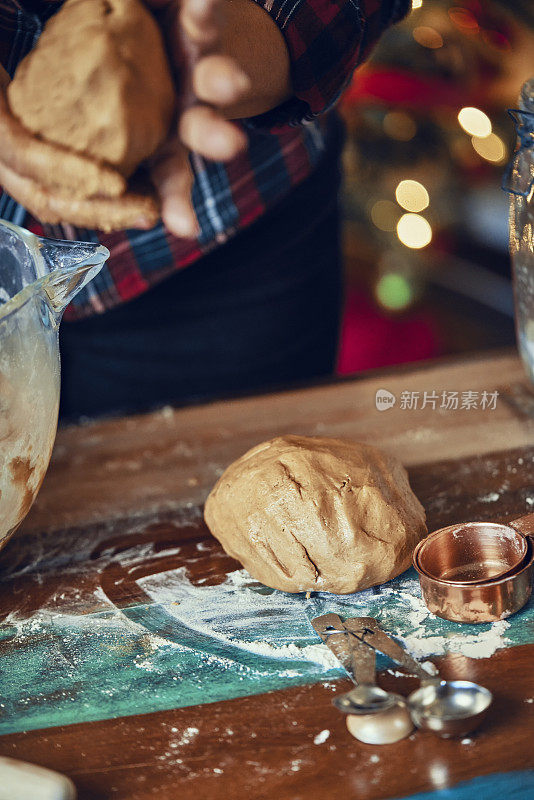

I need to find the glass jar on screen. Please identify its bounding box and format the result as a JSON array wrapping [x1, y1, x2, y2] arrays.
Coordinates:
[[504, 78, 534, 386]]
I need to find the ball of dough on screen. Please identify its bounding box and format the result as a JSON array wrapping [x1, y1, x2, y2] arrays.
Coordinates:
[[8, 0, 175, 180], [204, 435, 427, 594]]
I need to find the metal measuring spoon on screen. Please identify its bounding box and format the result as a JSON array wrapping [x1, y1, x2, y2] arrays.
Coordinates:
[[408, 680, 493, 738], [344, 617, 493, 738], [331, 634, 405, 714], [312, 614, 407, 714], [312, 615, 414, 744], [341, 646, 414, 745]]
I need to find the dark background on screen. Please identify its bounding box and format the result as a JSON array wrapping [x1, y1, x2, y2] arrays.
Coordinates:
[[336, 0, 533, 376]]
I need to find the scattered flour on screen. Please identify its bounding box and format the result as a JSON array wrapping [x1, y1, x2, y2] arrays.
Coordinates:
[[174, 726, 199, 746], [313, 729, 330, 745], [2, 564, 514, 674], [398, 621, 510, 660], [478, 492, 501, 503], [455, 620, 510, 658], [133, 567, 515, 666], [378, 582, 511, 660], [136, 566, 342, 670], [1, 526, 520, 705], [235, 639, 339, 669], [397, 601, 510, 660]]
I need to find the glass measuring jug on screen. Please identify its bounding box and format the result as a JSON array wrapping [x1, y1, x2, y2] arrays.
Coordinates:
[[0, 220, 109, 550]]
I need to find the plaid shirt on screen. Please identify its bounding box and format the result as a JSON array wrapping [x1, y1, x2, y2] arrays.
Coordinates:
[[0, 0, 409, 319]]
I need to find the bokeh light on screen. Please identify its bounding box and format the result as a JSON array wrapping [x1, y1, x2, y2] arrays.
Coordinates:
[[371, 200, 400, 232], [448, 8, 479, 32], [412, 0, 423, 8], [383, 111, 417, 141], [471, 133, 507, 163], [482, 29, 510, 51], [397, 213, 432, 249], [376, 273, 414, 311], [458, 107, 492, 138], [395, 180, 430, 213], [413, 26, 444, 49]]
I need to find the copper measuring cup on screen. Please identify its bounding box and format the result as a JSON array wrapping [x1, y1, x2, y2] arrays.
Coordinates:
[[413, 513, 534, 623], [414, 522, 528, 584]]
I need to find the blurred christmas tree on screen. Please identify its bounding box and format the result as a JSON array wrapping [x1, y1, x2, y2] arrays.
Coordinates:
[[337, 0, 533, 372]]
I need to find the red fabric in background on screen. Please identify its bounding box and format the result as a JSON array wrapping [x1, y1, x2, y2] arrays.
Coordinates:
[[342, 67, 474, 110], [337, 288, 442, 374]]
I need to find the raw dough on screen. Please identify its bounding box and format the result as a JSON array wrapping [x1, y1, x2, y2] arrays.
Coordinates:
[[204, 435, 427, 594], [8, 0, 175, 180]]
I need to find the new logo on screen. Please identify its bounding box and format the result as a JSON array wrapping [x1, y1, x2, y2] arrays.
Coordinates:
[[375, 389, 396, 411]]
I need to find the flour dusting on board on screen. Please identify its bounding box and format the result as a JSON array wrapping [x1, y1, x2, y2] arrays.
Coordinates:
[[0, 553, 514, 675], [134, 566, 341, 670], [133, 565, 512, 665]]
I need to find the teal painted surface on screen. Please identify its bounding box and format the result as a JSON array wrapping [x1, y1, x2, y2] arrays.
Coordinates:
[[0, 567, 533, 735], [388, 770, 534, 800]]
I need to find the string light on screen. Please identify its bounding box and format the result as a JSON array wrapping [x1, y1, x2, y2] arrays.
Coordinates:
[[371, 200, 400, 232], [376, 273, 414, 311], [412, 0, 423, 8], [458, 107, 492, 138], [395, 180, 429, 213], [471, 133, 507, 163], [383, 111, 417, 141], [413, 26, 444, 49], [397, 213, 432, 249]]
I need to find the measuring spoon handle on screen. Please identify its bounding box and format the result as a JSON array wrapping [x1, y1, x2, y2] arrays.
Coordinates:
[[350, 636, 377, 686], [343, 617, 439, 683], [312, 613, 376, 685]]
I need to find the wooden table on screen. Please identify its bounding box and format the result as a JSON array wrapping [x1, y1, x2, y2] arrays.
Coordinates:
[[0, 350, 533, 800]]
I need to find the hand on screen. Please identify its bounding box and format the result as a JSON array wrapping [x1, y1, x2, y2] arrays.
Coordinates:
[[0, 0, 290, 236], [146, 0, 291, 238], [0, 65, 160, 231], [146, 0, 249, 238]]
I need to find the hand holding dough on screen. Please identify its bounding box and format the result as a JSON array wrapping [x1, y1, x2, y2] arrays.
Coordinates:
[[1, 0, 175, 230], [204, 435, 427, 594]]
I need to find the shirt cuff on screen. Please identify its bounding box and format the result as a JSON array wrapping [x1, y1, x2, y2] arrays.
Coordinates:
[[247, 0, 411, 131]]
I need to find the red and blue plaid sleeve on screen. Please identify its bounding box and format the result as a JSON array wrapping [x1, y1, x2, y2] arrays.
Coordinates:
[[249, 0, 411, 129], [0, 1, 61, 76]]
